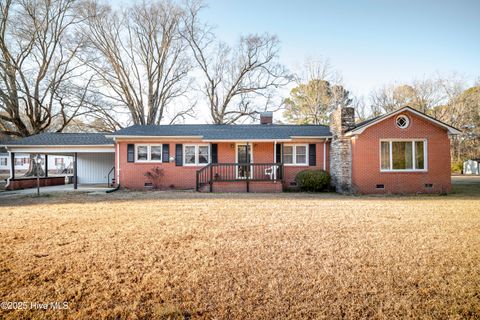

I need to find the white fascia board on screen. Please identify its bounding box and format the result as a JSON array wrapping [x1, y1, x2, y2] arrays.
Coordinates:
[[347, 107, 462, 136], [106, 135, 203, 140], [6, 145, 115, 154], [201, 139, 292, 142], [290, 136, 332, 139]]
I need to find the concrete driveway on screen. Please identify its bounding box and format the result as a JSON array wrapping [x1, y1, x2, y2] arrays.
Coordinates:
[[0, 184, 115, 198], [452, 175, 480, 185]]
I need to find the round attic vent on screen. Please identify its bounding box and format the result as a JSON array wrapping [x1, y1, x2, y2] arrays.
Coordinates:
[[396, 115, 409, 129]]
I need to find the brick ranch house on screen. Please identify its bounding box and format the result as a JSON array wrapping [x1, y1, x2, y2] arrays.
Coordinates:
[[3, 106, 460, 193]]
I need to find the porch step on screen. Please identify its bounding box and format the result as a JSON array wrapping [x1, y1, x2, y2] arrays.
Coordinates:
[[197, 183, 210, 192]]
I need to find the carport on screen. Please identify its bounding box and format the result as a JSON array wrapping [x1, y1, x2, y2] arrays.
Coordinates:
[[5, 133, 115, 190]]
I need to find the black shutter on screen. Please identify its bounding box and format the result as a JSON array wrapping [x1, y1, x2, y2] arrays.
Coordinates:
[[162, 144, 169, 163], [175, 144, 183, 166], [127, 144, 135, 163], [211, 144, 218, 163], [276, 144, 282, 163], [309, 144, 316, 166]]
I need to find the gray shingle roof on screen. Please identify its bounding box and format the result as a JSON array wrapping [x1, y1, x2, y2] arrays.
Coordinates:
[[111, 124, 332, 140], [5, 133, 113, 146]]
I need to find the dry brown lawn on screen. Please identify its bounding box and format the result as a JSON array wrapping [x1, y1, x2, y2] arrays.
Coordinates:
[[0, 191, 479, 319]]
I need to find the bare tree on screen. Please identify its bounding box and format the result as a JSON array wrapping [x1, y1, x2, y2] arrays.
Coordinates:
[[183, 3, 291, 124], [294, 56, 343, 86], [0, 0, 93, 138], [0, 0, 97, 176], [283, 57, 354, 125], [369, 77, 456, 116], [78, 0, 195, 126]]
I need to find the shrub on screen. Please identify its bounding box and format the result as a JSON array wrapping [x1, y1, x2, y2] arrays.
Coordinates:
[[295, 170, 331, 192], [144, 167, 165, 189], [451, 160, 463, 174]]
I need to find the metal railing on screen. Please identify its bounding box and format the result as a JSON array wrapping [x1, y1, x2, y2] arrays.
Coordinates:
[[196, 163, 283, 192], [107, 166, 115, 187]]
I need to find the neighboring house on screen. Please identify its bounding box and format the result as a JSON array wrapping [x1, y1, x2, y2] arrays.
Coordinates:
[[0, 153, 73, 175], [4, 106, 461, 193], [463, 159, 480, 175]]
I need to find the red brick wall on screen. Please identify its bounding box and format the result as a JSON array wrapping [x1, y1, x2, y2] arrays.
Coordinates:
[[212, 181, 283, 193], [117, 140, 328, 191], [7, 176, 66, 190], [283, 141, 328, 189], [118, 140, 202, 190], [351, 111, 452, 194]]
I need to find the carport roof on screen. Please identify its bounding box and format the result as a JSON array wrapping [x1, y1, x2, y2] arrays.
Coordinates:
[[5, 133, 113, 146]]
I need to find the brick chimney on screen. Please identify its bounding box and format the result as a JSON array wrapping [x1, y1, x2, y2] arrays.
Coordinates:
[[329, 106, 355, 193], [260, 111, 273, 125]]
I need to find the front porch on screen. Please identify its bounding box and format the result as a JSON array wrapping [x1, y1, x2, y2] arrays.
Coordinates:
[[196, 162, 284, 192]]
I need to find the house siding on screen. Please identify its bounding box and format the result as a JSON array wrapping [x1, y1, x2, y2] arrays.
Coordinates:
[[351, 110, 452, 194]]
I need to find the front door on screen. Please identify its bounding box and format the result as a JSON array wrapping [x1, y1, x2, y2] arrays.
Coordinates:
[[236, 144, 252, 179]]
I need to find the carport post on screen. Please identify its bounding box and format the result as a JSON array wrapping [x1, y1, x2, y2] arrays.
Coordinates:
[[44, 154, 48, 177], [10, 152, 15, 180], [74, 152, 78, 190]]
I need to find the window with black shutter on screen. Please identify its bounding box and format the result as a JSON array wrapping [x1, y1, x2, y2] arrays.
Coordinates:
[[309, 144, 316, 166], [276, 144, 282, 163], [162, 144, 170, 163], [127, 144, 135, 162], [175, 144, 183, 166], [211, 144, 218, 163]]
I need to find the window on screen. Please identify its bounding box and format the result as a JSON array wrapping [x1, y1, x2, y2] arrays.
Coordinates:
[[55, 158, 64, 166], [14, 158, 28, 166], [380, 140, 427, 172], [135, 145, 162, 162], [396, 115, 410, 129], [0, 157, 7, 166], [150, 146, 162, 161], [283, 144, 308, 165], [184, 145, 210, 166]]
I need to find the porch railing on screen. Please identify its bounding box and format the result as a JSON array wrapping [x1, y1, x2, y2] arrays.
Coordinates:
[[196, 163, 284, 192]]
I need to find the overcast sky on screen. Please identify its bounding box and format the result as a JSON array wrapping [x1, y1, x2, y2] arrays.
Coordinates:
[[200, 0, 479, 96]]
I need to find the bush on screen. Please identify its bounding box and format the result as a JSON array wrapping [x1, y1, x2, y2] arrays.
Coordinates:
[[144, 167, 165, 189], [295, 170, 331, 192], [451, 160, 463, 174]]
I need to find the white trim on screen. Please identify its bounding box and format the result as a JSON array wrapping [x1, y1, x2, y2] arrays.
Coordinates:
[[395, 114, 410, 129], [116, 143, 120, 185], [5, 146, 115, 153], [202, 139, 292, 142], [183, 144, 210, 166], [346, 106, 461, 135], [134, 144, 163, 163], [379, 139, 428, 172], [283, 144, 309, 166], [290, 136, 332, 139], [323, 140, 327, 171], [108, 135, 202, 140]]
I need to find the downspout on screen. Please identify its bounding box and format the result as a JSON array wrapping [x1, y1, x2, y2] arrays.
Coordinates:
[[5, 149, 14, 189], [323, 138, 329, 171], [273, 140, 277, 180], [115, 138, 120, 187]]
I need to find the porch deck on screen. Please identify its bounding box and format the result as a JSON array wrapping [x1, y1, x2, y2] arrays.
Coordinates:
[[196, 163, 284, 192]]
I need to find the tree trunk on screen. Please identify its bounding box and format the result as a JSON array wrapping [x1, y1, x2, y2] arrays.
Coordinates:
[[23, 155, 45, 177]]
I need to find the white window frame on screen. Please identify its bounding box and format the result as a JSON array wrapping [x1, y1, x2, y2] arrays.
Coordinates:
[[135, 144, 163, 162], [379, 139, 428, 172], [395, 115, 410, 129], [183, 144, 210, 166], [283, 144, 309, 166]]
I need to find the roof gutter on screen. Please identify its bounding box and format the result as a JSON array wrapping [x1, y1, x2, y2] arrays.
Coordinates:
[[106, 135, 204, 140]]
